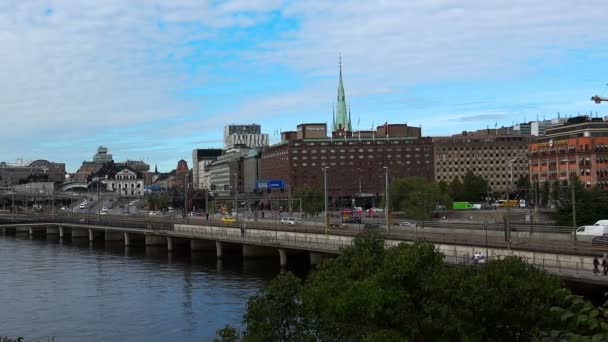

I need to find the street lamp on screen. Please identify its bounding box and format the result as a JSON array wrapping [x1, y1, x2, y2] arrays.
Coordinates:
[[93, 176, 101, 222], [233, 173, 238, 222], [384, 166, 389, 232], [507, 158, 516, 250], [323, 167, 329, 234]]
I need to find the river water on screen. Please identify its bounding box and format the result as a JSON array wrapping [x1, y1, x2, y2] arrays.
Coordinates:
[[0, 235, 289, 341]]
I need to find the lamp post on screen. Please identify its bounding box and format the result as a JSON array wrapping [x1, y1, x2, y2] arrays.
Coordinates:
[[384, 166, 389, 232], [323, 167, 329, 235], [11, 191, 15, 221], [507, 158, 516, 250], [572, 178, 577, 241], [93, 177, 101, 223], [233, 173, 238, 222], [184, 172, 188, 224]]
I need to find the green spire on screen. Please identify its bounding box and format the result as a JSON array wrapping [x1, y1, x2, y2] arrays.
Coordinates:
[[334, 55, 350, 131]]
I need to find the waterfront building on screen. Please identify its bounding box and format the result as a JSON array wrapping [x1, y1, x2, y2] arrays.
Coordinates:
[[260, 60, 431, 208], [223, 124, 269, 150], [175, 159, 190, 189], [433, 134, 532, 194], [207, 148, 250, 198], [104, 169, 144, 197], [192, 148, 223, 190], [529, 116, 608, 190], [0, 159, 66, 190]]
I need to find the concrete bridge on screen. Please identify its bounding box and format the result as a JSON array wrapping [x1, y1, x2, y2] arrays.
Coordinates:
[[1, 216, 607, 286]]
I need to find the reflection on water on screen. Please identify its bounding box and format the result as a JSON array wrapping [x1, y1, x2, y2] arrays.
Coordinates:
[[0, 235, 304, 341]]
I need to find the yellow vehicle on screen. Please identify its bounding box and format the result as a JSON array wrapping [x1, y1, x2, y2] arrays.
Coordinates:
[[221, 216, 236, 223]]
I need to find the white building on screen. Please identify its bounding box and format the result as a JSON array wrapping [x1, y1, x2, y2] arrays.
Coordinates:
[[223, 124, 269, 150], [192, 148, 222, 189], [104, 169, 144, 197]]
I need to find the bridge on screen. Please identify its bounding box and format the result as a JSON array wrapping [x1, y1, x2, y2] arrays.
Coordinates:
[[59, 181, 91, 192], [1, 215, 607, 285]]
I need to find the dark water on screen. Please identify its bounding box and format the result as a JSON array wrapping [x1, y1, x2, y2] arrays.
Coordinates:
[[0, 235, 290, 342]]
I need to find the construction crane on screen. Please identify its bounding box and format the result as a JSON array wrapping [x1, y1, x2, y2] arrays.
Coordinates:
[[591, 95, 608, 103]]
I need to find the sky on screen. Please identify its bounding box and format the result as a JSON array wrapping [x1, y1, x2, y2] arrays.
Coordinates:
[[1, 0, 608, 172]]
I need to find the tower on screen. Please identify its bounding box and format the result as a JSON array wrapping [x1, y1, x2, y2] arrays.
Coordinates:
[[333, 55, 351, 135]]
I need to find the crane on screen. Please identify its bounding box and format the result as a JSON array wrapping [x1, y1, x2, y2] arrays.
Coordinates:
[[591, 95, 608, 103]]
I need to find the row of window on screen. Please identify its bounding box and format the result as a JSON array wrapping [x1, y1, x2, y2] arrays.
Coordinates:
[[438, 145, 527, 151], [292, 160, 432, 167], [292, 147, 430, 154], [292, 154, 430, 160]]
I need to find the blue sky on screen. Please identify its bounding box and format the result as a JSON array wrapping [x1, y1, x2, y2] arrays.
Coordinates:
[[1, 0, 608, 172]]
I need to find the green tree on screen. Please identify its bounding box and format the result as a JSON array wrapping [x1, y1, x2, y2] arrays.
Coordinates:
[[461, 171, 489, 202], [217, 234, 605, 341], [294, 185, 324, 217], [555, 177, 608, 226], [541, 180, 550, 207], [388, 177, 449, 220], [448, 178, 464, 201]]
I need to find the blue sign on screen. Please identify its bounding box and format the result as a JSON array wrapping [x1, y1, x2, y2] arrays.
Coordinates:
[[268, 179, 285, 189], [256, 179, 285, 189]]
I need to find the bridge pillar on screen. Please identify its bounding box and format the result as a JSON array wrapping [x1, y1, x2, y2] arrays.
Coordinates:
[[309, 252, 325, 266], [59, 227, 64, 238], [215, 241, 223, 259], [191, 239, 215, 252], [145, 234, 165, 246], [105, 230, 123, 241], [278, 248, 287, 268], [124, 232, 131, 246], [167, 237, 174, 251], [29, 227, 33, 236], [88, 229, 94, 242], [46, 227, 59, 235]]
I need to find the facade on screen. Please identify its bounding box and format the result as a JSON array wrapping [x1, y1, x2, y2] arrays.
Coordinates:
[[74, 146, 115, 182], [260, 59, 432, 208], [513, 123, 532, 135], [0, 160, 66, 190], [175, 159, 189, 189], [207, 149, 249, 197], [93, 146, 113, 164], [105, 169, 144, 196], [223, 124, 269, 150], [529, 116, 608, 190], [433, 135, 532, 193], [192, 148, 223, 189]]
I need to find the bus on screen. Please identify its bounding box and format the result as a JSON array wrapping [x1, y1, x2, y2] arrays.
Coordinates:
[[497, 200, 519, 208]]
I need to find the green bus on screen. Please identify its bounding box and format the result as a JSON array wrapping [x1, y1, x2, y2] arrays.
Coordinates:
[[452, 201, 474, 210]]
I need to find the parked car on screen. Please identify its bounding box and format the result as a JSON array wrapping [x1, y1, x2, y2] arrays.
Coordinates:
[[280, 217, 296, 225], [575, 220, 608, 237], [101, 207, 108, 212], [222, 216, 236, 223], [342, 216, 361, 224], [399, 221, 417, 228]]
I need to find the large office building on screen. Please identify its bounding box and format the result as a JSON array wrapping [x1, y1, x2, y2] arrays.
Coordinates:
[[192, 148, 223, 190], [433, 134, 532, 194], [260, 61, 432, 208], [223, 124, 269, 150], [0, 159, 66, 190], [529, 116, 608, 190]]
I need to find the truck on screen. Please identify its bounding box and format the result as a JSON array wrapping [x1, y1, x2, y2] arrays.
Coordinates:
[[575, 220, 608, 237], [452, 202, 474, 210]]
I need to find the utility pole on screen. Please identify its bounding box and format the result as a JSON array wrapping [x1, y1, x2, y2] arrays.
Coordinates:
[[233, 173, 238, 222], [184, 172, 188, 224], [96, 177, 101, 223], [572, 180, 577, 241], [323, 167, 329, 235], [507, 159, 516, 250], [11, 192, 15, 221], [384, 166, 390, 232]]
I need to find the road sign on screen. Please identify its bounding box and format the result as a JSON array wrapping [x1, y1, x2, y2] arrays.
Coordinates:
[[267, 179, 285, 189]]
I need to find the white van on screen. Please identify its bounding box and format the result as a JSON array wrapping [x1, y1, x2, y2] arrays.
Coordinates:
[[575, 220, 608, 236]]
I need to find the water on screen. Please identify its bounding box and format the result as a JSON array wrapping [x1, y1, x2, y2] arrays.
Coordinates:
[[0, 235, 288, 341]]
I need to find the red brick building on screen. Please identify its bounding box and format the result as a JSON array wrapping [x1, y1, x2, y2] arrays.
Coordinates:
[[529, 117, 608, 190]]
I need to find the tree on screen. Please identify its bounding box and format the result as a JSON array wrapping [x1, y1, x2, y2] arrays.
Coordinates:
[[294, 185, 324, 217], [541, 181, 550, 207], [217, 234, 605, 341], [555, 177, 608, 226], [387, 177, 449, 220], [461, 171, 489, 202], [448, 178, 464, 201]]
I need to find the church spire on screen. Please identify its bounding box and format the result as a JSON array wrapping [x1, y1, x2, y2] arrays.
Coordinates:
[[334, 54, 350, 132]]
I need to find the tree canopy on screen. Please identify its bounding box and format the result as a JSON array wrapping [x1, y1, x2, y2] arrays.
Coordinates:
[[216, 234, 608, 341], [387, 177, 450, 220], [555, 177, 608, 226], [294, 185, 324, 217]]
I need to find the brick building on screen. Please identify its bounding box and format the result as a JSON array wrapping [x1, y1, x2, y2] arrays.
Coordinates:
[[529, 116, 608, 190]]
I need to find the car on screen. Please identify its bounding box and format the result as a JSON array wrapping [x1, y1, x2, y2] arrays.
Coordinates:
[[101, 207, 108, 212], [100, 211, 107, 215], [148, 211, 156, 216], [399, 221, 417, 228], [342, 216, 361, 224], [280, 217, 296, 225], [222, 216, 236, 223], [60, 206, 68, 211]]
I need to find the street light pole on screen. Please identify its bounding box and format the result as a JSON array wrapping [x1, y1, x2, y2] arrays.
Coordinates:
[[184, 172, 188, 224], [507, 159, 516, 250], [11, 192, 15, 221], [572, 179, 577, 241], [95, 177, 100, 223], [323, 167, 329, 235], [384, 166, 389, 232], [233, 173, 238, 222]]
